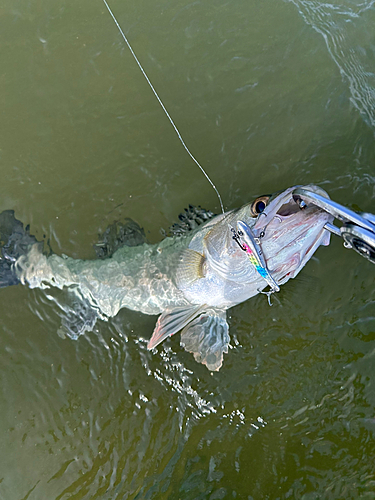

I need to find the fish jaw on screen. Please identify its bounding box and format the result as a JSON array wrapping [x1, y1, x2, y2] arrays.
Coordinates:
[[267, 224, 331, 285], [252, 185, 334, 284]]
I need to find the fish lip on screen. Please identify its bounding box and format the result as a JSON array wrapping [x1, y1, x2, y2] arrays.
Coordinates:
[[253, 184, 330, 231]]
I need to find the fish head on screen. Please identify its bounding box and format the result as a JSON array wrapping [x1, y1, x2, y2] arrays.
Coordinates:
[[190, 185, 334, 306], [248, 184, 333, 283]]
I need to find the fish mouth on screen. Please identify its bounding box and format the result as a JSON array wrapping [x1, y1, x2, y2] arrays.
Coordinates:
[[252, 185, 334, 283], [253, 185, 330, 225]]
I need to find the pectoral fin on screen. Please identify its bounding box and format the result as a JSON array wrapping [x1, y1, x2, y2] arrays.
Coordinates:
[[180, 310, 230, 371], [147, 304, 205, 350], [176, 249, 206, 289]]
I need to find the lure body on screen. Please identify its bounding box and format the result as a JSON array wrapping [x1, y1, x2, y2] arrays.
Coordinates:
[[234, 220, 280, 294]]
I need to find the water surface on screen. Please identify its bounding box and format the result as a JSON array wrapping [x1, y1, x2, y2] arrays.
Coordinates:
[[0, 0, 375, 498]]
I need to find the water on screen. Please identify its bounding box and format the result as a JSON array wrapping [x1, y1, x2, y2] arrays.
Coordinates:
[[0, 0, 375, 498]]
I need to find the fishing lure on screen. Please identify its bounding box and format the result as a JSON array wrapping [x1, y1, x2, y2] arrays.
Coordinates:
[[232, 220, 280, 305]]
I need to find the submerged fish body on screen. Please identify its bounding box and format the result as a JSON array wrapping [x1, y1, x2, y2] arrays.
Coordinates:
[[0, 184, 333, 371]]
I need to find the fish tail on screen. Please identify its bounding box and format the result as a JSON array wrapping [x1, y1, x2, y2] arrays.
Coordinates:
[[0, 210, 40, 288]]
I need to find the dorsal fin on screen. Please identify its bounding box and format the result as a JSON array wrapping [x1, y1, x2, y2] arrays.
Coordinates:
[[176, 249, 206, 289], [94, 218, 147, 259], [166, 205, 216, 237]]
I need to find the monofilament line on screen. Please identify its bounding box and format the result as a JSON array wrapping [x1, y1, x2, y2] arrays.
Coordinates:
[[101, 0, 225, 214]]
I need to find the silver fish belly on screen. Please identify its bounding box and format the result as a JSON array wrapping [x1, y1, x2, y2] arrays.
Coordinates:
[[2, 184, 333, 371]]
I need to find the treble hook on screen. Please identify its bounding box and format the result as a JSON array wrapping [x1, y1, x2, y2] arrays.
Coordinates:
[[258, 215, 282, 239], [258, 288, 275, 306]]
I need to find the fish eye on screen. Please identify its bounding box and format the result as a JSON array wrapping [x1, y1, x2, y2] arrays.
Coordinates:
[[250, 196, 270, 216]]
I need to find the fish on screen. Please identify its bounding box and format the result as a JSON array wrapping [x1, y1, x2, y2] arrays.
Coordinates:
[[0, 184, 333, 371]]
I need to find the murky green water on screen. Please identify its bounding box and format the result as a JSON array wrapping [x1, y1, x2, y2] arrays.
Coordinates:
[[1, 0, 375, 498]]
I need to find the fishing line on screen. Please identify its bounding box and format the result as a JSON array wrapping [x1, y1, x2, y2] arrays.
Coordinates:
[[101, 0, 225, 214]]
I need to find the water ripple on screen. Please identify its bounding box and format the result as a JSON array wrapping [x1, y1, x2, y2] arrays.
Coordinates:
[[290, 0, 375, 128]]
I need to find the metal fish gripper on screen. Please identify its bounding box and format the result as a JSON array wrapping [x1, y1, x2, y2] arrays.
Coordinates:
[[292, 188, 375, 264]]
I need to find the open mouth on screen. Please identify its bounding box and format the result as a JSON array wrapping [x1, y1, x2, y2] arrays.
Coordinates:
[[247, 185, 333, 284], [261, 202, 331, 275], [276, 201, 301, 217]]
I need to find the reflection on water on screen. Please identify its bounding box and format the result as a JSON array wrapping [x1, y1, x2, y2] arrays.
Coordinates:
[[291, 0, 375, 127], [0, 0, 375, 498]]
